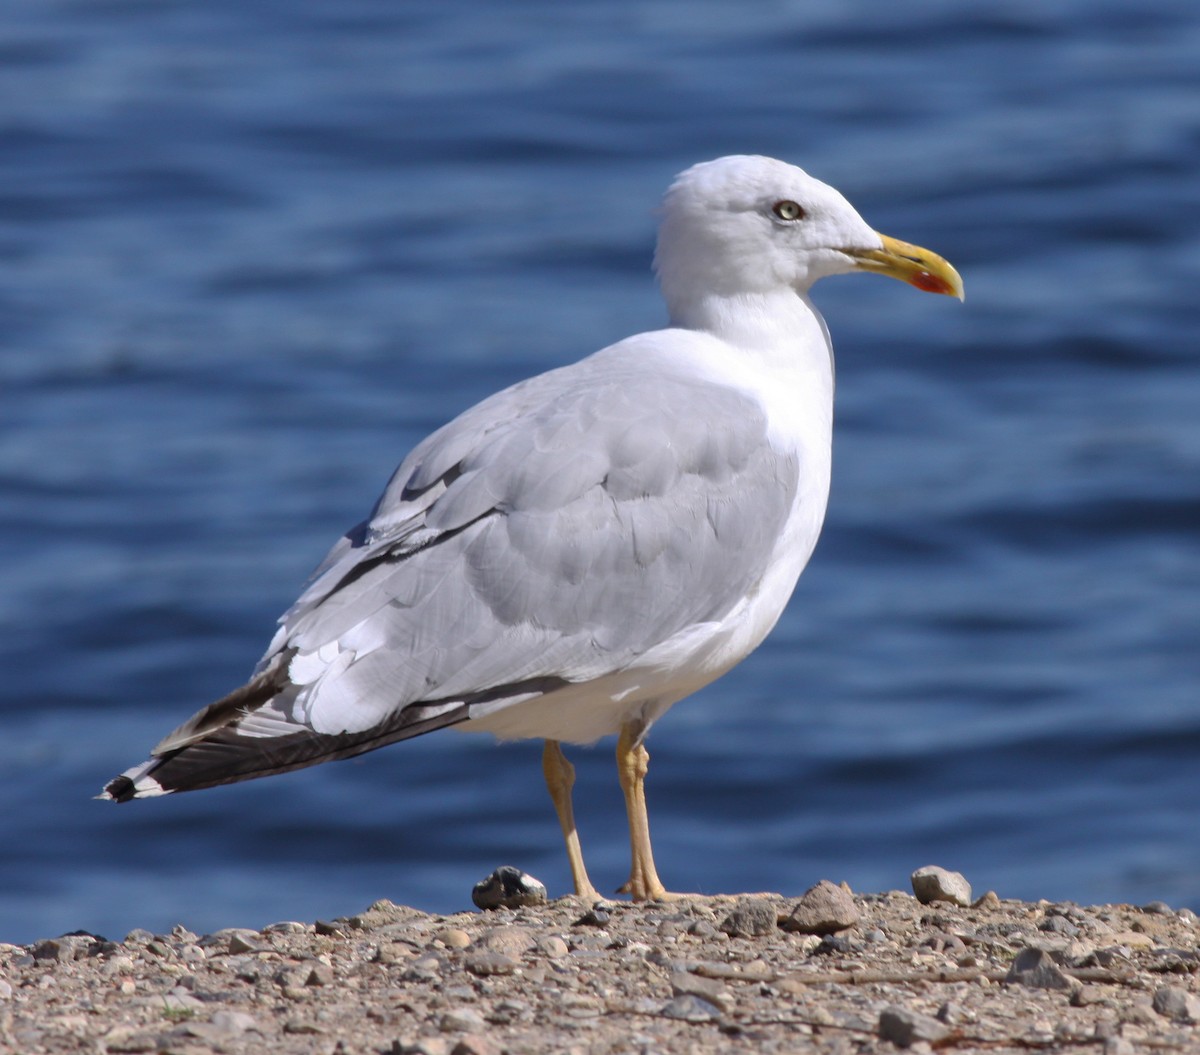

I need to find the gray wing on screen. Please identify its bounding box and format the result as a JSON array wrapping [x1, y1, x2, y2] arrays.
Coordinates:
[[104, 337, 799, 799], [275, 344, 800, 731]]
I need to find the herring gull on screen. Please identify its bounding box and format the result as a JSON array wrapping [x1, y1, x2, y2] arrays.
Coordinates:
[[102, 155, 962, 901]]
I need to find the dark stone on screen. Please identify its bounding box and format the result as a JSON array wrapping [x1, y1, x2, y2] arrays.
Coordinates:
[[471, 866, 547, 911], [813, 934, 854, 956], [572, 907, 611, 928]]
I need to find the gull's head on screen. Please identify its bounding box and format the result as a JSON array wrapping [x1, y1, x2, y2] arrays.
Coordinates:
[[654, 155, 962, 320]]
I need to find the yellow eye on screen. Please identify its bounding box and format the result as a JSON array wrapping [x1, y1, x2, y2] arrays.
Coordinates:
[[772, 200, 805, 221]]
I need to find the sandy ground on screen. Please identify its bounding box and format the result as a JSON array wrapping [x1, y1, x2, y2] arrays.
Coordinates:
[[2, 873, 1198, 1054]]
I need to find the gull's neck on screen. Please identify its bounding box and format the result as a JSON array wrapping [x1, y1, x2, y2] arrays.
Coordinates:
[[668, 287, 834, 374]]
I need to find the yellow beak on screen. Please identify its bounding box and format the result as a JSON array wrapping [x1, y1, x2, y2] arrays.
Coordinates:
[[848, 233, 964, 301]]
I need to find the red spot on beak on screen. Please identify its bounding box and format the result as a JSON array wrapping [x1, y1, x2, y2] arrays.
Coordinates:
[[911, 270, 955, 296]]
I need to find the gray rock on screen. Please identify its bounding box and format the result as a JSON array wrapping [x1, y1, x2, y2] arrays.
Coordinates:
[[262, 920, 310, 935], [209, 1010, 259, 1034], [464, 951, 518, 977], [782, 880, 860, 935], [277, 962, 333, 988], [660, 994, 723, 1022], [536, 936, 569, 958], [1039, 915, 1080, 937], [911, 866, 972, 907], [31, 939, 76, 963], [878, 1006, 952, 1048], [718, 900, 777, 938], [1005, 947, 1077, 991], [439, 1008, 486, 1033], [670, 969, 733, 1011], [471, 866, 547, 910], [1152, 986, 1200, 1023]]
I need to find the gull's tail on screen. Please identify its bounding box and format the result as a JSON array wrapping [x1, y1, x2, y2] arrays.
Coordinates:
[[99, 658, 569, 802], [99, 657, 471, 802]]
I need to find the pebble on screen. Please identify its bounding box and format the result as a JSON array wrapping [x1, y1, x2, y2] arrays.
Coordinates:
[[670, 968, 733, 1011], [439, 1008, 486, 1033], [394, 1040, 450, 1055], [718, 899, 777, 938], [476, 925, 537, 956], [911, 865, 972, 907], [471, 867, 547, 910], [536, 936, 569, 958], [782, 880, 860, 935], [3, 888, 1196, 1054], [436, 928, 472, 950], [450, 1035, 500, 1055], [464, 951, 519, 977], [660, 994, 723, 1022], [572, 906, 611, 928], [878, 1006, 952, 1048], [1005, 947, 1078, 991], [1151, 986, 1200, 1023]]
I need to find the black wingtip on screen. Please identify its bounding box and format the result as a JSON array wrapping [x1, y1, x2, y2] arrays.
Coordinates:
[[102, 775, 136, 803]]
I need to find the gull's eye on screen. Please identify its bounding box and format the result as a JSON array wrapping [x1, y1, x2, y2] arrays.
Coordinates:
[[771, 200, 806, 221]]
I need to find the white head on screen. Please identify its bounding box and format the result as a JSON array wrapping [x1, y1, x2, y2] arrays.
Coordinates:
[[653, 155, 961, 324]]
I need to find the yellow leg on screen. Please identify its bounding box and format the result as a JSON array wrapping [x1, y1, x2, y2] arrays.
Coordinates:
[[615, 722, 671, 900], [542, 740, 601, 901]]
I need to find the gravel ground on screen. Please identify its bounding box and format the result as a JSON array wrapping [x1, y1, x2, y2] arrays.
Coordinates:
[[2, 874, 1198, 1055]]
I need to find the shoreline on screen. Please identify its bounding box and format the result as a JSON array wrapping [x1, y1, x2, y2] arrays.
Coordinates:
[[2, 880, 1197, 1054]]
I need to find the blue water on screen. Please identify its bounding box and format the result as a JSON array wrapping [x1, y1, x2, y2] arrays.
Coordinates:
[[2, 0, 1199, 946]]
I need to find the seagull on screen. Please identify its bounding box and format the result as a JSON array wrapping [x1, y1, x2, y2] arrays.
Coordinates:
[[102, 155, 962, 902]]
